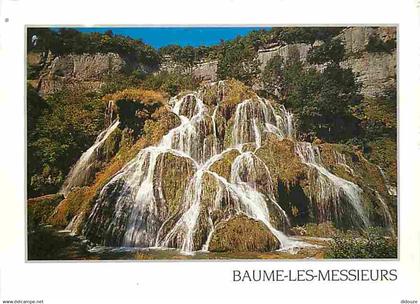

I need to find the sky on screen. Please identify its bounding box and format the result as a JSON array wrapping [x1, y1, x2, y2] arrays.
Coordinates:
[[75, 27, 270, 49]]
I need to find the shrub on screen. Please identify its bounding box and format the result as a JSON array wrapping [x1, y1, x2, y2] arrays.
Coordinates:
[[27, 87, 105, 197], [142, 71, 200, 96], [261, 55, 284, 96], [280, 59, 362, 143], [326, 227, 397, 258], [307, 39, 345, 64]]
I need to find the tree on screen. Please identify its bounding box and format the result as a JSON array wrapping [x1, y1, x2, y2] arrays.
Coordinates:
[[261, 55, 285, 97], [278, 58, 361, 142]]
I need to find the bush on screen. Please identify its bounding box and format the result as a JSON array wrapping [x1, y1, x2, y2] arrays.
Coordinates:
[[27, 87, 105, 197], [261, 55, 284, 96], [307, 39, 345, 64], [326, 228, 397, 258]]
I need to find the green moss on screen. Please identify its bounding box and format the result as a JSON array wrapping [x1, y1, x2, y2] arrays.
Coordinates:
[[209, 214, 280, 252], [102, 126, 122, 160], [222, 119, 235, 148], [290, 222, 338, 237], [27, 194, 64, 230], [157, 152, 196, 216], [325, 227, 397, 258], [366, 138, 397, 186], [255, 134, 307, 187], [208, 149, 240, 180]]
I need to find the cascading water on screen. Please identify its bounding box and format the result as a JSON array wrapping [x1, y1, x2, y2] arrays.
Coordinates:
[[377, 165, 397, 197], [76, 82, 389, 254], [60, 119, 120, 197], [295, 142, 369, 228], [82, 87, 302, 253]]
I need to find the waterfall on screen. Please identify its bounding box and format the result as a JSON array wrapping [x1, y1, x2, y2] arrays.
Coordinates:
[[377, 165, 397, 196], [82, 91, 301, 253], [374, 191, 395, 237], [60, 119, 120, 197], [77, 86, 389, 254], [295, 142, 369, 228]]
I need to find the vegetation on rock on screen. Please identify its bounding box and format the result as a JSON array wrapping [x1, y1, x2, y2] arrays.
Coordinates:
[[208, 214, 280, 252], [27, 28, 159, 67], [27, 194, 64, 230], [326, 228, 397, 258]]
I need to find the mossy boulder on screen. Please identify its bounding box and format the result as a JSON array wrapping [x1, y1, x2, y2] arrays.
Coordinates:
[[28, 194, 64, 230], [208, 149, 240, 180], [154, 152, 196, 219], [208, 214, 280, 252], [178, 94, 197, 118], [255, 134, 308, 187], [47, 187, 90, 229], [255, 135, 314, 226], [102, 126, 123, 160]]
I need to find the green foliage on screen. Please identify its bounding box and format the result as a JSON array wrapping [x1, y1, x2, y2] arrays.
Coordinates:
[[279, 60, 362, 142], [27, 28, 160, 66], [27, 87, 105, 197], [27, 194, 64, 231], [159, 45, 217, 67], [261, 55, 284, 96], [273, 27, 344, 45], [217, 37, 260, 85], [326, 228, 397, 258], [99, 74, 142, 96], [142, 71, 200, 96], [366, 35, 396, 54], [307, 39, 345, 64]]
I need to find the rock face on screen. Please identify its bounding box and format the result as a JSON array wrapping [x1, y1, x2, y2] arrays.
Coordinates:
[[160, 58, 218, 83], [57, 80, 395, 254], [341, 51, 396, 97], [258, 43, 312, 70], [192, 60, 218, 82], [35, 52, 156, 96], [256, 27, 396, 97]]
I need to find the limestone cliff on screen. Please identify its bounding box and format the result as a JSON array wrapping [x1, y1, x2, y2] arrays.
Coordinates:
[[29, 52, 157, 96]]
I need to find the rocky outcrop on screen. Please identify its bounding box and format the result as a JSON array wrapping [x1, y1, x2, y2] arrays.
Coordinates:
[[192, 60, 218, 82], [338, 27, 396, 55], [160, 58, 218, 83], [208, 214, 281, 252], [256, 27, 396, 97], [35, 52, 156, 96], [258, 43, 312, 70], [341, 51, 396, 97]]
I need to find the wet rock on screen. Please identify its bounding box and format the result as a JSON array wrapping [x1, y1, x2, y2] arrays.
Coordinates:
[[255, 134, 308, 188], [208, 214, 280, 252], [208, 149, 241, 180], [154, 152, 196, 219]]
